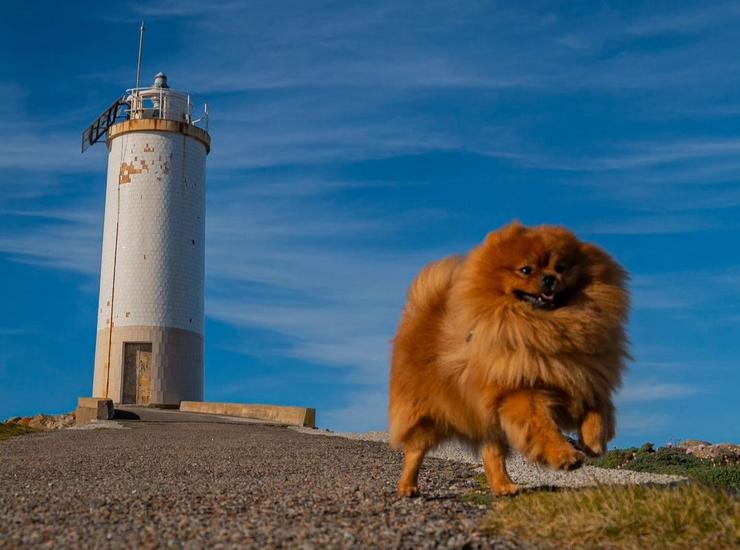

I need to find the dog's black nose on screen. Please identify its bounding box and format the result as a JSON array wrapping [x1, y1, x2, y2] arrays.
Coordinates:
[[542, 274, 556, 289]]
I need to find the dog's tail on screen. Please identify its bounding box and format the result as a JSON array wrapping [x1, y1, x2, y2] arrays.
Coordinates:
[[389, 255, 463, 448], [403, 255, 463, 320]]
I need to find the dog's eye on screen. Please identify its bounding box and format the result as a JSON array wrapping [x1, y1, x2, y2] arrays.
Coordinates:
[[519, 266, 533, 276], [554, 263, 567, 274]]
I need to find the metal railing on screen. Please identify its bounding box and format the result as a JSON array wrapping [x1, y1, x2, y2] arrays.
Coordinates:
[[124, 87, 209, 131]]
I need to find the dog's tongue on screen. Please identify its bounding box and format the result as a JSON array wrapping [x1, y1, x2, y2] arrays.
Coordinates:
[[540, 292, 555, 302]]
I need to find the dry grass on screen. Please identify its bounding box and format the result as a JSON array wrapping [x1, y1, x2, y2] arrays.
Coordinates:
[[485, 483, 740, 550], [0, 422, 38, 441]]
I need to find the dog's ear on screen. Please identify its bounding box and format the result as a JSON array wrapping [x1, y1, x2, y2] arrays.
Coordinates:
[[579, 242, 628, 287], [485, 220, 526, 246]]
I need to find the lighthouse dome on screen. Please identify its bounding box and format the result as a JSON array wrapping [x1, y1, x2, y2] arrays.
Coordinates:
[[153, 72, 170, 88]]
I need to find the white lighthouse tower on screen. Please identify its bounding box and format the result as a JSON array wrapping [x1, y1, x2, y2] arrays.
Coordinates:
[[83, 72, 210, 406]]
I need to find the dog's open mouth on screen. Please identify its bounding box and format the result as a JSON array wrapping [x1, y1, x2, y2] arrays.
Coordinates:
[[514, 289, 560, 310]]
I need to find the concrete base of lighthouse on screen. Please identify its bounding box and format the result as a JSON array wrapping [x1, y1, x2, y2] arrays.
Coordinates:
[[92, 326, 203, 406]]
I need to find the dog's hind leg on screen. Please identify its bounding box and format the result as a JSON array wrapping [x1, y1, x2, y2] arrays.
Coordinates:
[[397, 420, 438, 497], [482, 440, 519, 496], [398, 448, 425, 497], [498, 389, 585, 471]]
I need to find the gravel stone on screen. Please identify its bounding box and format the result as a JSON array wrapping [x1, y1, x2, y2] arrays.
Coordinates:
[[292, 428, 687, 488], [0, 408, 519, 549]]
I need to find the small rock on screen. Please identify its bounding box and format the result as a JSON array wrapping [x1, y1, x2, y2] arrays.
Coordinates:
[[678, 439, 711, 449], [685, 443, 740, 464], [4, 412, 76, 431]]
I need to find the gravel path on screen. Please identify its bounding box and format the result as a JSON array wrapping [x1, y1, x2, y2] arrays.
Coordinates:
[[0, 408, 517, 549], [291, 429, 686, 489]]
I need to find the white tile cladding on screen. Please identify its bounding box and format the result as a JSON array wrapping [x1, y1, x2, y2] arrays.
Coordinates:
[[96, 130, 206, 334]]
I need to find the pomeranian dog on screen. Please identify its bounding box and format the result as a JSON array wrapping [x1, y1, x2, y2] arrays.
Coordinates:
[[389, 221, 629, 496]]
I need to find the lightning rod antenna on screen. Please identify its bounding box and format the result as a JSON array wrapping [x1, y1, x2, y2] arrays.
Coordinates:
[[135, 21, 145, 89]]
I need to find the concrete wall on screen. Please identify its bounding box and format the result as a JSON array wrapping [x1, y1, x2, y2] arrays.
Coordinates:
[[180, 401, 316, 428]]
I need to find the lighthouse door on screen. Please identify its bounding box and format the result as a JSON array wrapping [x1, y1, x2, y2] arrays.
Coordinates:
[[122, 342, 153, 404], [136, 350, 152, 405]]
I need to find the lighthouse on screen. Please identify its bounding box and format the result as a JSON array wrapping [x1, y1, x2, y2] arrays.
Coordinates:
[[83, 72, 210, 406]]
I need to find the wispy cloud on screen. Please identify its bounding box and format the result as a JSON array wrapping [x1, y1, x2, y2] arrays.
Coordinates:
[[321, 388, 388, 432], [509, 139, 740, 173], [617, 381, 702, 402], [200, 173, 452, 427], [625, 4, 740, 36], [112, 1, 740, 177], [0, 81, 104, 176], [207, 374, 287, 401], [128, 0, 246, 18], [631, 270, 740, 311], [0, 131, 98, 173], [616, 412, 670, 436], [204, 174, 447, 386], [579, 214, 719, 236], [634, 359, 737, 372], [0, 207, 102, 275]]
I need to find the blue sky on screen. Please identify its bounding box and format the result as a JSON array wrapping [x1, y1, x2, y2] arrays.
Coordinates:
[[1, 1, 738, 447]]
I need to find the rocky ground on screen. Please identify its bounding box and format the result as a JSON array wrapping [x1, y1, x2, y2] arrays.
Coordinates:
[[291, 428, 690, 489], [0, 408, 518, 549], [4, 412, 75, 431], [675, 439, 740, 464]]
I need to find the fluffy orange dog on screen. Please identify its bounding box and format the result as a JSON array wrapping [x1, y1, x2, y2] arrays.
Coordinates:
[[389, 222, 629, 496]]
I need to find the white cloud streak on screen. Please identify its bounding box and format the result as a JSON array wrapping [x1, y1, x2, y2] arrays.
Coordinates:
[[616, 412, 670, 436], [204, 175, 448, 385], [631, 270, 740, 311], [112, 1, 740, 176], [0, 207, 102, 275], [321, 388, 388, 433], [617, 382, 702, 402]]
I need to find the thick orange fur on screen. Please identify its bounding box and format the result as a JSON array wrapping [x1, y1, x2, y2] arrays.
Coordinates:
[[389, 222, 629, 496]]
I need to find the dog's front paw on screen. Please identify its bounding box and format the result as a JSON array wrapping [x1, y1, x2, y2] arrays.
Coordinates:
[[579, 409, 612, 457], [397, 484, 420, 497], [491, 482, 520, 496], [547, 445, 585, 471], [580, 438, 605, 458]]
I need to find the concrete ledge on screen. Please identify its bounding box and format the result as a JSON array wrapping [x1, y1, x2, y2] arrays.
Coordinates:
[[76, 397, 114, 426], [180, 401, 316, 428], [108, 119, 211, 153]]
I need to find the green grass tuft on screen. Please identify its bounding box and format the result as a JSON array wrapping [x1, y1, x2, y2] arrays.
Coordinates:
[[460, 491, 494, 506], [465, 444, 740, 548]]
